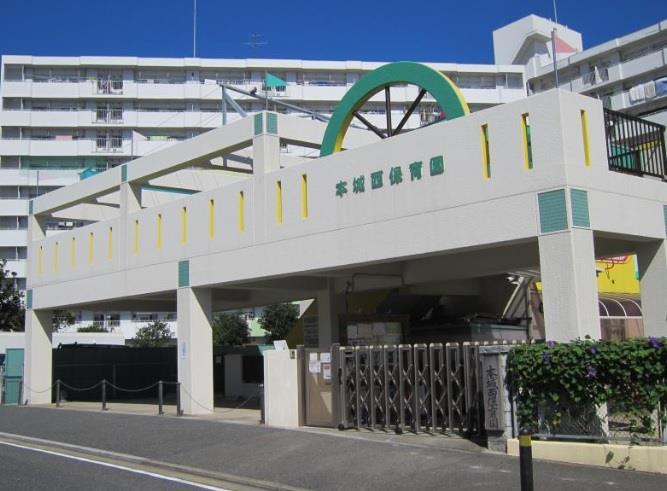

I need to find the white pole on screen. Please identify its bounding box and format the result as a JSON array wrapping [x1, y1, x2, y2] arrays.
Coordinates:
[[552, 0, 559, 24], [551, 28, 560, 89], [193, 0, 197, 57]]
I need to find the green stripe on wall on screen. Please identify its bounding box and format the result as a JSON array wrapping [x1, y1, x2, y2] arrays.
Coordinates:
[[121, 164, 128, 182], [26, 289, 33, 309], [28, 200, 33, 215], [254, 113, 264, 136], [663, 205, 667, 237], [538, 189, 568, 233], [178, 260, 190, 288], [570, 189, 590, 228]]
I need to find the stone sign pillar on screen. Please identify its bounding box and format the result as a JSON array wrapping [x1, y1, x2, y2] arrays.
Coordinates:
[[479, 345, 515, 452]]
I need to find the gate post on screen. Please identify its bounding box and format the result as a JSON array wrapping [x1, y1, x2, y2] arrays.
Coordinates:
[[330, 344, 341, 429], [479, 345, 515, 452]]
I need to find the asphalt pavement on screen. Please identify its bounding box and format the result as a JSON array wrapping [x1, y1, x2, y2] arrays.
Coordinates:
[[0, 405, 665, 490]]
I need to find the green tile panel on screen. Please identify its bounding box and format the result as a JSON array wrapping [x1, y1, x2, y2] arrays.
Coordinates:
[[178, 260, 190, 288], [663, 205, 667, 237], [570, 189, 590, 228], [254, 113, 264, 136], [538, 189, 568, 233], [121, 164, 128, 182], [266, 112, 278, 134], [26, 289, 33, 310]]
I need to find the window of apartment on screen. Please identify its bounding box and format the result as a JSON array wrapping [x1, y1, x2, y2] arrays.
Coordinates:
[[0, 157, 20, 169], [4, 65, 23, 81], [506, 74, 523, 89], [0, 186, 19, 199], [136, 69, 185, 84], [0, 247, 18, 260], [2, 98, 22, 110], [303, 71, 346, 86]]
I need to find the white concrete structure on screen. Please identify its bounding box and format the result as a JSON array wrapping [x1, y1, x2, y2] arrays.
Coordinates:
[[21, 87, 667, 411], [0, 55, 525, 337], [497, 15, 667, 123]]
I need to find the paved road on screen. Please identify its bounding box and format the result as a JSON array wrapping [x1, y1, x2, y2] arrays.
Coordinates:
[[0, 406, 664, 490]]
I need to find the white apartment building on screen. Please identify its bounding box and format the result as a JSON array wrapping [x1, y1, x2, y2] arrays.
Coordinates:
[[1, 13, 666, 337], [495, 15, 667, 124]]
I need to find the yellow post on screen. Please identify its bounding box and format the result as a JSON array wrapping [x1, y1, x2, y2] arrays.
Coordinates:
[[301, 174, 308, 219]]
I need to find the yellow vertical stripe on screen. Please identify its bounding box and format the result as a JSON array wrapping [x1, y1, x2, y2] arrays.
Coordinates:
[[481, 124, 491, 179], [38, 246, 43, 274], [275, 181, 283, 225], [208, 199, 215, 239], [521, 113, 533, 170], [301, 174, 308, 219], [238, 191, 245, 232], [107, 227, 113, 260], [88, 232, 94, 264], [156, 214, 162, 250], [70, 237, 75, 268], [181, 207, 188, 245], [133, 220, 139, 255], [580, 110, 591, 166], [54, 241, 59, 273]]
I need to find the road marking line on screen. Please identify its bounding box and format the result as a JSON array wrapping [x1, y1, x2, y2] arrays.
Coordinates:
[[0, 440, 229, 491]]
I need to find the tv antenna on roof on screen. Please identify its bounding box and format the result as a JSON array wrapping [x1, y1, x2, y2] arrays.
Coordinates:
[[245, 33, 268, 49]]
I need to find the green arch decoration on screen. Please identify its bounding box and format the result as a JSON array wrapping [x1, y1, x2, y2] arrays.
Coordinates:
[[320, 62, 470, 157]]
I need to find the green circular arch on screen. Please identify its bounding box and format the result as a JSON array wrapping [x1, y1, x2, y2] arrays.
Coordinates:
[[320, 62, 470, 157]]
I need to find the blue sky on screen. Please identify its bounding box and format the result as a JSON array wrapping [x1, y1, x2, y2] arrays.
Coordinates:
[[1, 1, 665, 63]]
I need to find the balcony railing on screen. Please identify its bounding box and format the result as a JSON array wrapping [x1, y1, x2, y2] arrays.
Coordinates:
[[604, 108, 667, 179], [97, 79, 123, 94], [95, 109, 123, 123]]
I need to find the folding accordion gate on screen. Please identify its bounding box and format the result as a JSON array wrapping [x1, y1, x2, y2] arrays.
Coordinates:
[[333, 343, 483, 436]]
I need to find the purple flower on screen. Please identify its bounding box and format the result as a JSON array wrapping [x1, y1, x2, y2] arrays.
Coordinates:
[[648, 337, 661, 349], [585, 366, 597, 379], [542, 351, 551, 363], [546, 340, 556, 348], [587, 346, 598, 355]]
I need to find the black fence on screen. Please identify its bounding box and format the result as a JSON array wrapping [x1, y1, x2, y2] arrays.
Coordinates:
[[604, 108, 667, 179]]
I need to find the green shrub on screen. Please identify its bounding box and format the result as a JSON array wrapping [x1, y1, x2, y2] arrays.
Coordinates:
[[507, 337, 667, 436]]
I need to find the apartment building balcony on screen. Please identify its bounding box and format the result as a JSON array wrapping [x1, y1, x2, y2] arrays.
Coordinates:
[[0, 169, 80, 187], [622, 48, 666, 80], [0, 138, 132, 156], [3, 259, 26, 278], [0, 229, 27, 247], [0, 199, 29, 215], [0, 109, 90, 127]]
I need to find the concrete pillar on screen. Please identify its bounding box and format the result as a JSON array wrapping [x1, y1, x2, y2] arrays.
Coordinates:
[[637, 240, 667, 337], [177, 287, 214, 415], [252, 115, 281, 243], [119, 182, 142, 215], [24, 309, 53, 405], [538, 228, 601, 341], [317, 279, 343, 349]]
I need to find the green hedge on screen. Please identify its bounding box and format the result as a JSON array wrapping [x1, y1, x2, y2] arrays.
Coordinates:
[[507, 337, 667, 436]]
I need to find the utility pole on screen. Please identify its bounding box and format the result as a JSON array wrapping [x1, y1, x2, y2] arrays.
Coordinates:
[[193, 0, 197, 57]]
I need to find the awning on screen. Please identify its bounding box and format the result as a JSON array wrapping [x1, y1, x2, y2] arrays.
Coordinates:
[[598, 294, 642, 318]]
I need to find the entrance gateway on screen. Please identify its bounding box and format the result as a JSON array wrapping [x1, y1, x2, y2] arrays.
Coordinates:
[[22, 57, 667, 428]]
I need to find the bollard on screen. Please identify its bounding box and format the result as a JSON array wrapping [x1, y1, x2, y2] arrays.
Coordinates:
[[158, 381, 164, 415], [519, 428, 534, 491], [259, 383, 265, 424], [176, 382, 182, 416], [101, 379, 108, 411], [55, 380, 61, 408]]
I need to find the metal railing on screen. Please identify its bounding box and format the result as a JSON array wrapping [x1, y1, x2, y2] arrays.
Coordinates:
[[604, 108, 667, 179], [96, 79, 123, 94], [95, 108, 123, 123], [95, 136, 123, 152]]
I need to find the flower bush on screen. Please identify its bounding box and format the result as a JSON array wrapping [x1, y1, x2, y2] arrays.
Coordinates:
[[507, 337, 667, 438]]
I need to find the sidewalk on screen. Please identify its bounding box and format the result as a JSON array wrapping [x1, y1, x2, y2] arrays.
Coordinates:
[[0, 405, 664, 490]]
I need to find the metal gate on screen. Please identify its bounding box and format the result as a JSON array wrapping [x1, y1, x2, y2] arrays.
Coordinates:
[[334, 343, 482, 435]]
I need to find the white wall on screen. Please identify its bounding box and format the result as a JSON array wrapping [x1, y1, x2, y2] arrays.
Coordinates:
[[263, 349, 300, 428]]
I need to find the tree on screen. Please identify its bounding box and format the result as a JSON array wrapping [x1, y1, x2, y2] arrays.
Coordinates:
[[212, 312, 249, 346], [132, 320, 172, 348], [0, 259, 25, 331], [77, 324, 108, 333], [258, 303, 299, 342], [53, 310, 77, 332]]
